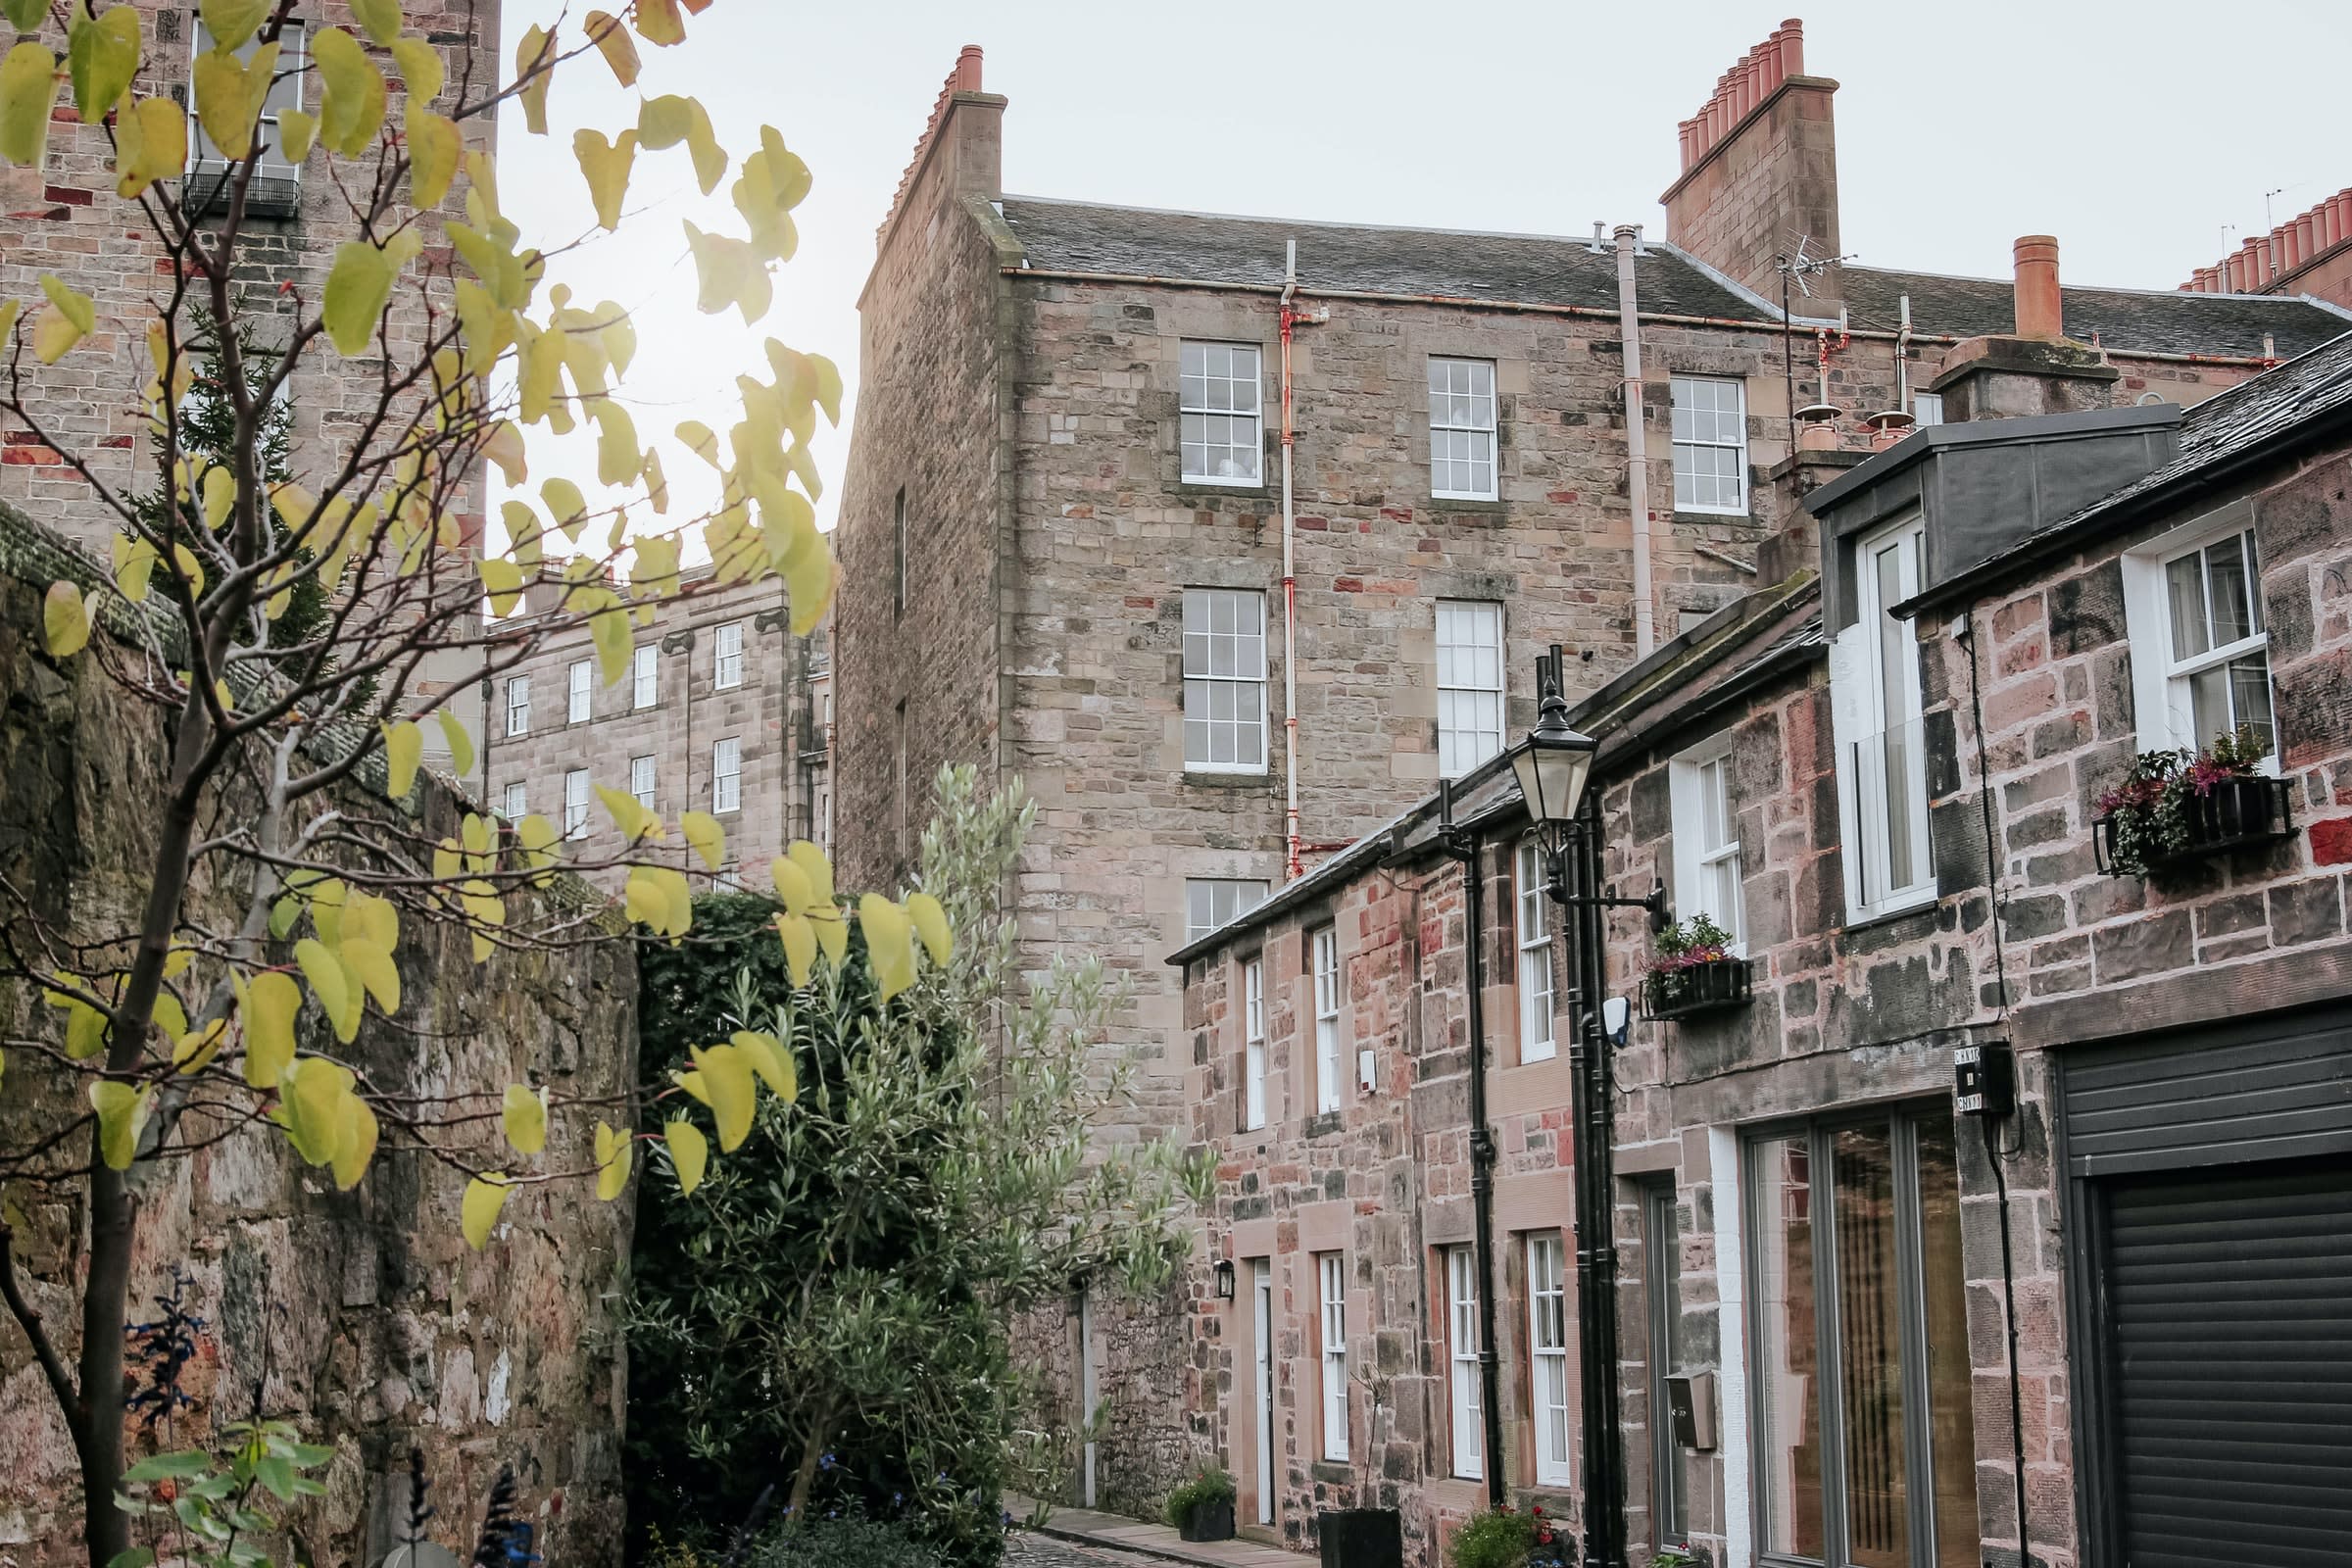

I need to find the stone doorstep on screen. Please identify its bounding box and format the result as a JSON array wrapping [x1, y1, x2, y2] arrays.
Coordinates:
[[1006, 1498, 1306, 1568]]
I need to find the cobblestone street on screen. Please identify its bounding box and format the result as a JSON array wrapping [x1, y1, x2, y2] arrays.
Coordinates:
[[1004, 1533, 1169, 1567]]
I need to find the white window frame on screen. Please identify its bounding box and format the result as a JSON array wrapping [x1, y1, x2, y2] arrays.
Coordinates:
[[1318, 1252, 1349, 1461], [712, 736, 742, 814], [1833, 514, 1935, 920], [1669, 737, 1745, 954], [1671, 375, 1749, 515], [713, 621, 745, 691], [188, 20, 308, 179], [1180, 342, 1264, 486], [567, 659, 593, 724], [1183, 589, 1269, 775], [1311, 925, 1342, 1114], [632, 645, 658, 710], [500, 781, 526, 821], [1446, 1245, 1484, 1480], [629, 755, 657, 810], [1516, 839, 1556, 1063], [1428, 357, 1498, 501], [506, 675, 531, 737], [1910, 390, 1944, 428], [1242, 956, 1267, 1132], [1528, 1233, 1574, 1487], [2120, 507, 2278, 764], [1436, 599, 1505, 780], [1186, 878, 1270, 944], [562, 768, 589, 838]]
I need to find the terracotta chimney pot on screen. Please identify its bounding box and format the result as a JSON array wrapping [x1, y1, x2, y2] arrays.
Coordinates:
[[1779, 17, 1805, 76], [2012, 235, 2063, 340], [951, 44, 982, 93]]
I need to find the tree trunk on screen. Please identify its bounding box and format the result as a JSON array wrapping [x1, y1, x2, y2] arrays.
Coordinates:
[[784, 1399, 837, 1525]]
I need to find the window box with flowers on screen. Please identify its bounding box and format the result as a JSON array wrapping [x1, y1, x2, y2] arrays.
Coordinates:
[[2092, 726, 2294, 878], [1642, 913, 1752, 1022]]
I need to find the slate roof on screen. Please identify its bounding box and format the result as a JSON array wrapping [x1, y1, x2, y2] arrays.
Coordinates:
[[1841, 265, 2350, 361], [998, 197, 1779, 322]]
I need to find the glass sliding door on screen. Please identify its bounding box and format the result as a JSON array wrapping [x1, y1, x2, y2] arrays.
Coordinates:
[[1747, 1106, 1978, 1568]]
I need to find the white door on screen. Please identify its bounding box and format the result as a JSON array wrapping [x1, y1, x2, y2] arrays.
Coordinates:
[[1252, 1260, 1274, 1524], [1078, 1289, 1099, 1508]]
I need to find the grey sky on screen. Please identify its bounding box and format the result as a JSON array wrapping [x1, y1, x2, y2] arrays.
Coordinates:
[[500, 0, 2352, 537]]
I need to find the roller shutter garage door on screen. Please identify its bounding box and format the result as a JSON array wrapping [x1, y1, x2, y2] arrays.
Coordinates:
[[2098, 1157, 2352, 1568]]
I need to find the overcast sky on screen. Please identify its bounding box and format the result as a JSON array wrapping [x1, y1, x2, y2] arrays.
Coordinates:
[[499, 0, 2352, 539]]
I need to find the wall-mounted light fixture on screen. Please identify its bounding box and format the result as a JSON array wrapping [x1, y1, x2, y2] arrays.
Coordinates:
[[1212, 1257, 1236, 1301]]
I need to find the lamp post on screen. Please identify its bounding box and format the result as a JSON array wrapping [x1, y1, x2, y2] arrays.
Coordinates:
[[1505, 646, 1664, 1568]]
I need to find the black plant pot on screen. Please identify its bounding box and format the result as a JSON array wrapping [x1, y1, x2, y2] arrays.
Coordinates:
[[2094, 774, 2293, 876], [1179, 1498, 1236, 1543], [1643, 956, 1753, 1021], [1318, 1508, 1402, 1568]]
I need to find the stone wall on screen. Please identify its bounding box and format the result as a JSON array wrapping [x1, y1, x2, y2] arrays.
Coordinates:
[[0, 514, 635, 1568]]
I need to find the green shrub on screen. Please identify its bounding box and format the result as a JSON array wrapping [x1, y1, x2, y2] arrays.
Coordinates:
[[1450, 1505, 1542, 1568], [1162, 1467, 1237, 1527]]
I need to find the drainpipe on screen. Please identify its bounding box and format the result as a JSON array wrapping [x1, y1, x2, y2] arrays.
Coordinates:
[[1440, 781, 1508, 1511], [1614, 225, 1655, 659], [1278, 241, 1330, 879], [1564, 760, 1627, 1568]]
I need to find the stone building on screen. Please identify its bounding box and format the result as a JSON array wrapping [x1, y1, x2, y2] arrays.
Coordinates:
[[2180, 184, 2352, 311], [831, 22, 2352, 1517], [483, 570, 832, 892], [1173, 269, 2352, 1563]]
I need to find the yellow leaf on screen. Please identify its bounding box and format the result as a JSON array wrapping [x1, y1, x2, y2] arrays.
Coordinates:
[[49, 989, 107, 1060], [275, 106, 315, 164], [198, 0, 270, 50], [730, 1030, 797, 1102], [595, 1122, 633, 1200], [382, 719, 422, 796], [672, 1067, 709, 1104], [680, 810, 725, 871], [584, 10, 641, 87], [597, 783, 649, 843], [774, 911, 815, 988], [502, 1082, 549, 1155], [682, 97, 726, 195], [199, 465, 235, 530], [590, 399, 640, 489], [478, 555, 524, 616], [34, 274, 94, 365], [516, 812, 560, 878], [312, 27, 387, 157], [514, 24, 553, 135], [345, 889, 399, 951], [322, 239, 397, 357], [634, 0, 686, 45], [294, 937, 360, 1044], [42, 580, 89, 659], [426, 713, 470, 783], [277, 1056, 357, 1165], [172, 1017, 227, 1075], [590, 604, 631, 687], [811, 907, 848, 971], [788, 840, 835, 906], [68, 7, 140, 123], [342, 936, 400, 1013], [461, 1173, 511, 1250], [664, 1119, 707, 1195], [90, 1081, 152, 1171], [406, 105, 460, 208], [692, 1044, 756, 1152], [171, 540, 207, 599], [0, 42, 60, 168], [769, 854, 811, 910], [783, 537, 837, 637], [330, 1096, 377, 1190], [353, 0, 406, 50], [112, 535, 157, 602], [907, 892, 954, 967], [192, 38, 278, 163], [676, 420, 719, 467], [860, 895, 918, 1004], [638, 94, 694, 149], [683, 221, 770, 326], [241, 970, 300, 1088], [542, 476, 588, 541], [483, 420, 525, 485], [573, 127, 637, 232]]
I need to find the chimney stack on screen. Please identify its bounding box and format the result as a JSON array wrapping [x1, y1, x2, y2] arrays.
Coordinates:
[[2013, 235, 2063, 340], [871, 45, 1003, 256]]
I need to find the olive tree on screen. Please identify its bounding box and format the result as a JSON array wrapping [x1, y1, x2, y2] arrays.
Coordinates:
[[0, 6, 926, 1565]]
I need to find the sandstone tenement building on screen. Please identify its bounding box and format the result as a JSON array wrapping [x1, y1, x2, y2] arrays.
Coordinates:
[[484, 570, 832, 893], [832, 22, 2352, 1525]]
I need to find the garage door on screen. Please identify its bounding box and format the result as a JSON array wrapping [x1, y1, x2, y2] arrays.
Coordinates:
[[2100, 1156, 2352, 1568]]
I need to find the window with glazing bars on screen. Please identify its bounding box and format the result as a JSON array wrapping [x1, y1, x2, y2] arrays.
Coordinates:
[[506, 676, 531, 737], [1180, 342, 1263, 484], [563, 768, 589, 837], [1186, 878, 1269, 943], [1671, 376, 1747, 514], [1516, 839, 1555, 1062], [629, 755, 656, 809], [633, 645, 658, 709], [1528, 1233, 1573, 1486], [1182, 590, 1268, 772], [1311, 925, 1342, 1113], [1446, 1246, 1483, 1479], [1241, 956, 1266, 1132], [1429, 358, 1497, 499], [1436, 600, 1504, 779], [1318, 1253, 1348, 1460], [714, 621, 745, 690], [712, 737, 741, 813], [1672, 744, 1744, 951], [567, 660, 593, 723], [2161, 527, 2274, 753], [500, 782, 526, 821]]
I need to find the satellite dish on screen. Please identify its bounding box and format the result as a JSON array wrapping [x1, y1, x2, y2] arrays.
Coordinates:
[[381, 1543, 463, 1568]]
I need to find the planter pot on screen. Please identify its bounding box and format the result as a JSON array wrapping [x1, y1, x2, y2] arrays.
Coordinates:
[[1178, 1498, 1235, 1543], [2094, 775, 2294, 877], [1643, 956, 1753, 1022], [1317, 1508, 1401, 1568]]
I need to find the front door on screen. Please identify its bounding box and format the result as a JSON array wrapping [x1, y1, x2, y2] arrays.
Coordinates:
[[1252, 1259, 1275, 1524]]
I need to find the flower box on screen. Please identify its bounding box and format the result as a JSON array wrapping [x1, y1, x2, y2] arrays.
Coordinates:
[[2093, 731, 2292, 878], [1643, 957, 1753, 1021]]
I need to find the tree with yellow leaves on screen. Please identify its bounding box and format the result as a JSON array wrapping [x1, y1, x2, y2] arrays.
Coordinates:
[[0, 6, 931, 1565]]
